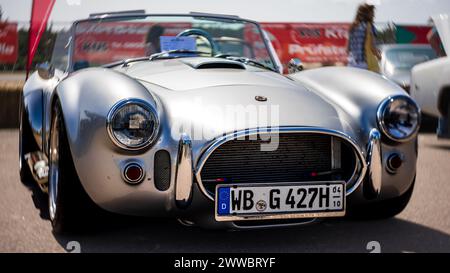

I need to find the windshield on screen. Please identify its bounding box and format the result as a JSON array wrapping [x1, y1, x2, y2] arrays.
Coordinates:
[[67, 15, 276, 71], [385, 47, 437, 70]]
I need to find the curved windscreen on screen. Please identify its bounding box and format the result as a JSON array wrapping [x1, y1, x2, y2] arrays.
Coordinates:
[[70, 15, 276, 71]]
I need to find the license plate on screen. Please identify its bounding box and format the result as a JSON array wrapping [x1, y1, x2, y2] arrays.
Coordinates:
[[215, 182, 345, 221]]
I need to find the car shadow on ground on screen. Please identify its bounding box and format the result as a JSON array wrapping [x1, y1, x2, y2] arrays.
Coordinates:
[[21, 178, 50, 221], [24, 175, 450, 253], [19, 127, 448, 253], [49, 212, 450, 253], [428, 143, 450, 151]]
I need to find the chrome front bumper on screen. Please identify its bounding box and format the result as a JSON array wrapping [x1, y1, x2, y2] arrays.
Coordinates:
[[173, 127, 416, 228], [75, 126, 416, 229]]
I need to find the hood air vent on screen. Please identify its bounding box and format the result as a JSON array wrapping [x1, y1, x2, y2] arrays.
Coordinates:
[[181, 58, 246, 70], [197, 62, 245, 70]]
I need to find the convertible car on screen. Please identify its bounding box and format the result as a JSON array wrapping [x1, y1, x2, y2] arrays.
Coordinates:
[[20, 12, 420, 232]]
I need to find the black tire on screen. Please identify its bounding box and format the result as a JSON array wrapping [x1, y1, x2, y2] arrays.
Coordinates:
[[48, 101, 97, 233], [19, 99, 36, 185], [348, 177, 415, 220], [447, 101, 450, 135], [437, 101, 450, 138]]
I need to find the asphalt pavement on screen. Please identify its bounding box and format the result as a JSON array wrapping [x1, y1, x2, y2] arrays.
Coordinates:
[[1, 129, 450, 253]]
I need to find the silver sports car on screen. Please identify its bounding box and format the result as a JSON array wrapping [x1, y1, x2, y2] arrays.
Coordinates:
[[20, 12, 420, 232]]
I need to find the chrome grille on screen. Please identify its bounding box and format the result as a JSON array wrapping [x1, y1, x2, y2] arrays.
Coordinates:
[[200, 133, 359, 197]]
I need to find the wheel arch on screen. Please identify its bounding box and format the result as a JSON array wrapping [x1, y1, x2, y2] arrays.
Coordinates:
[[20, 92, 41, 152], [46, 68, 160, 205], [288, 66, 409, 137], [49, 68, 158, 161], [22, 73, 46, 151]]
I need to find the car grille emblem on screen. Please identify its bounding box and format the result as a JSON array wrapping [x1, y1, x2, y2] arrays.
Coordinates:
[[255, 95, 267, 102]]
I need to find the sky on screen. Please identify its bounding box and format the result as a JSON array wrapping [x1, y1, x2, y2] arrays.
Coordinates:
[[1, 0, 450, 28]]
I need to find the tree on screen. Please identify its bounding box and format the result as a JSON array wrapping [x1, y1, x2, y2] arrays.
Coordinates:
[[375, 22, 396, 44], [1, 26, 57, 71]]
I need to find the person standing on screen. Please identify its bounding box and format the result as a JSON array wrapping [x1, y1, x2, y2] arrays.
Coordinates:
[[145, 25, 165, 55], [347, 3, 381, 72]]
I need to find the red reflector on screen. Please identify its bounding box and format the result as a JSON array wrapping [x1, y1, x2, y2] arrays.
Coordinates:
[[389, 155, 403, 169], [310, 172, 318, 177], [215, 178, 225, 182], [124, 164, 143, 183]]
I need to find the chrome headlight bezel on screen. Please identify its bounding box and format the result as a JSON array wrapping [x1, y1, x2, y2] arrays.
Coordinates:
[[377, 95, 421, 142], [106, 99, 159, 151]]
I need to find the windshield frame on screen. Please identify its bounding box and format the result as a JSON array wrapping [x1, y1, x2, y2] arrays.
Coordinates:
[[67, 13, 280, 73]]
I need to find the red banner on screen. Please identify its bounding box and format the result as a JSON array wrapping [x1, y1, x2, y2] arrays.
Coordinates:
[[0, 22, 18, 64], [27, 0, 55, 76], [261, 23, 350, 67]]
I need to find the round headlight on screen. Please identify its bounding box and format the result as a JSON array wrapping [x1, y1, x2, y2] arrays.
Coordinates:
[[377, 95, 420, 142], [107, 99, 159, 150]]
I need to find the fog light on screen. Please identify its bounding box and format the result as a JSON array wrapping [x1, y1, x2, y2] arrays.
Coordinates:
[[387, 153, 403, 173], [123, 163, 144, 184]]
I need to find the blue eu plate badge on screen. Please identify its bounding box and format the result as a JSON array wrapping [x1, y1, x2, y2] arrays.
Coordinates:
[[217, 187, 230, 215]]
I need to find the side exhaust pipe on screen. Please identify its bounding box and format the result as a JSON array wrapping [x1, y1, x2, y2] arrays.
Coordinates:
[[25, 151, 49, 192]]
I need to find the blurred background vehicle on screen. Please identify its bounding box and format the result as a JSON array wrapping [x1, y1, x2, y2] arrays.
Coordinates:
[[379, 44, 436, 92], [410, 14, 450, 138]]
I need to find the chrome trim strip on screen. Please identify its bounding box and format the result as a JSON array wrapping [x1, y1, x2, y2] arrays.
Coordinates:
[[225, 211, 344, 222], [106, 98, 160, 151], [231, 218, 318, 229], [331, 136, 341, 170], [364, 129, 382, 199], [195, 126, 368, 201], [376, 95, 421, 142], [175, 134, 193, 208]]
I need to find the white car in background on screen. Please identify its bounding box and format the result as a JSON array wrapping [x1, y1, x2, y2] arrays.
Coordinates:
[[410, 14, 450, 138]]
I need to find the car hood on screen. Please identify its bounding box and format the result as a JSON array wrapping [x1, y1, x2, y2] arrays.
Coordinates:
[[120, 57, 295, 91], [120, 58, 359, 142]]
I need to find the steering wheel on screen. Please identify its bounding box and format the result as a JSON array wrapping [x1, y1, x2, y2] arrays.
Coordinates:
[[176, 28, 220, 56]]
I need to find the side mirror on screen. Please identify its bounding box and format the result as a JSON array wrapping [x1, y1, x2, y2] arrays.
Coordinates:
[[36, 62, 55, 80], [288, 58, 304, 73]]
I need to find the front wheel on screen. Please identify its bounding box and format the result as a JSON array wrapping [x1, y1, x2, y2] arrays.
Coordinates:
[[48, 101, 96, 233], [348, 177, 415, 220]]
